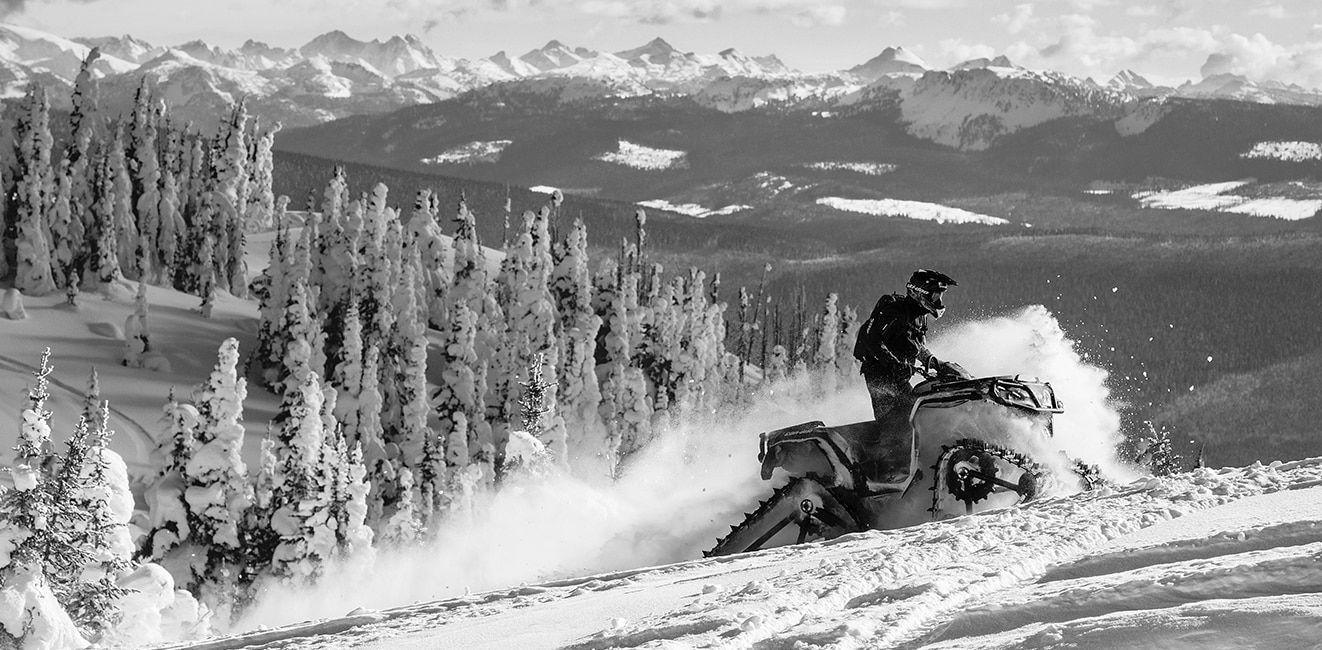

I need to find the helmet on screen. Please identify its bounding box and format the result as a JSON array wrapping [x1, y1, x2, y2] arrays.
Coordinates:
[[907, 269, 957, 318]]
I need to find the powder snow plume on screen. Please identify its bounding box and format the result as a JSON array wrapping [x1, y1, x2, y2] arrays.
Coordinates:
[[237, 305, 1129, 630]]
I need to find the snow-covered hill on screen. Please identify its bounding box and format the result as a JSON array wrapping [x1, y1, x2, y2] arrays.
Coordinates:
[[163, 457, 1322, 649]]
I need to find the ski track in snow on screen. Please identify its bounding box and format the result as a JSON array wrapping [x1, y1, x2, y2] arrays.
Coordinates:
[[164, 459, 1322, 650]]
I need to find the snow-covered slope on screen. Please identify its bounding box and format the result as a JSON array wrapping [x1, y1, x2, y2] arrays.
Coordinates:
[[890, 67, 1131, 150], [849, 46, 928, 80], [164, 457, 1322, 649]]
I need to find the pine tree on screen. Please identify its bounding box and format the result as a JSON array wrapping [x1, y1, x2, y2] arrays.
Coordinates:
[[82, 366, 102, 426], [2, 350, 59, 571], [183, 338, 251, 604], [141, 388, 199, 561], [12, 81, 58, 295], [123, 280, 151, 367], [65, 405, 134, 639], [378, 467, 423, 547], [214, 99, 251, 298], [130, 80, 164, 285], [269, 368, 334, 581], [88, 146, 122, 287], [408, 189, 451, 329], [552, 218, 604, 454], [67, 48, 101, 256], [49, 159, 77, 287], [108, 124, 139, 279]]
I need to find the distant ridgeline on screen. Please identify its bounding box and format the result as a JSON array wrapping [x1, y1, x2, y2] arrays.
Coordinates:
[[0, 53, 870, 646]]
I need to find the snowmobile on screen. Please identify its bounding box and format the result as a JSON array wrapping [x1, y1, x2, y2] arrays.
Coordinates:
[[706, 369, 1101, 557]]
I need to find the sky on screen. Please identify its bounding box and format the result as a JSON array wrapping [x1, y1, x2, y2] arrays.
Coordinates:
[[8, 0, 1322, 88]]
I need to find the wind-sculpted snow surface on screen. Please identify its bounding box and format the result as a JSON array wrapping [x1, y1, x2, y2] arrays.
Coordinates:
[[166, 461, 1322, 650]]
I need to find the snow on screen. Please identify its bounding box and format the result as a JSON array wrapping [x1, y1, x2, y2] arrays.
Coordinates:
[[1135, 181, 1322, 221], [804, 161, 897, 175], [167, 459, 1322, 650], [635, 199, 751, 218], [594, 140, 688, 170], [1241, 141, 1322, 162], [817, 196, 1010, 225], [420, 140, 513, 165]]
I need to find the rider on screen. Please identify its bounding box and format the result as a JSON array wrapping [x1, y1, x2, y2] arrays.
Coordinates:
[[853, 270, 968, 481]]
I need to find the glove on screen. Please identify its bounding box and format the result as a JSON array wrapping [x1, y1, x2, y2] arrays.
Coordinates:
[[934, 359, 971, 380]]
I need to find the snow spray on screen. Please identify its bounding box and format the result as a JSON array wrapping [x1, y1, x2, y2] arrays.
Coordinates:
[[236, 305, 1130, 630]]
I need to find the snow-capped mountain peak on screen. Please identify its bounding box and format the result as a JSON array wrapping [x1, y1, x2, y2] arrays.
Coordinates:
[[616, 37, 683, 66], [519, 39, 597, 72], [73, 33, 161, 64], [1108, 68, 1154, 91], [848, 46, 928, 80], [0, 22, 137, 80], [951, 54, 1019, 71]]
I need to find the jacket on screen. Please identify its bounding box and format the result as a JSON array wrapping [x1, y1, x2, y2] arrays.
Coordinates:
[[853, 293, 935, 382]]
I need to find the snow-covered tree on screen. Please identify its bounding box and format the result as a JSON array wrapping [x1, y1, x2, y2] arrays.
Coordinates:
[[378, 466, 423, 547], [65, 406, 134, 640], [108, 125, 139, 279], [123, 281, 151, 368], [141, 388, 199, 561], [246, 121, 280, 231], [67, 48, 101, 253], [12, 82, 58, 295], [552, 218, 604, 455], [183, 338, 250, 607], [269, 367, 334, 581]]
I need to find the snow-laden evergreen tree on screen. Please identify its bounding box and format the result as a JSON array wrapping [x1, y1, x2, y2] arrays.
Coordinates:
[[269, 365, 335, 581], [408, 189, 452, 329], [599, 271, 651, 476], [434, 295, 494, 477], [183, 338, 250, 610], [356, 183, 396, 356], [0, 353, 91, 649], [122, 281, 152, 368], [378, 467, 423, 547], [130, 82, 164, 284], [141, 388, 199, 561], [108, 125, 139, 279], [214, 99, 250, 298], [66, 406, 134, 640], [273, 280, 317, 392], [502, 207, 566, 461], [394, 246, 432, 490], [156, 165, 184, 286], [329, 295, 364, 445], [241, 429, 280, 585], [12, 81, 58, 295], [67, 48, 101, 250], [81, 367, 101, 426], [339, 442, 374, 560], [1, 349, 59, 574], [246, 121, 279, 231], [813, 293, 841, 394], [311, 167, 355, 317], [551, 218, 604, 456], [356, 346, 393, 528], [49, 160, 77, 287]]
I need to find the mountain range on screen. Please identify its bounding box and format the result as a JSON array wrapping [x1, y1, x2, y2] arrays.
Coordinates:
[[4, 22, 1322, 148]]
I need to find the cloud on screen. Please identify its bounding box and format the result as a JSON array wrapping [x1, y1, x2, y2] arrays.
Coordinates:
[[1247, 3, 1287, 20], [994, 3, 1035, 34], [938, 38, 996, 63], [1198, 32, 1322, 88], [0, 0, 99, 20], [873, 0, 967, 8], [385, 0, 848, 26]]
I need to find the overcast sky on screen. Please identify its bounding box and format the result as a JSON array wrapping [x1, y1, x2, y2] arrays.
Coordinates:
[[9, 0, 1322, 87]]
